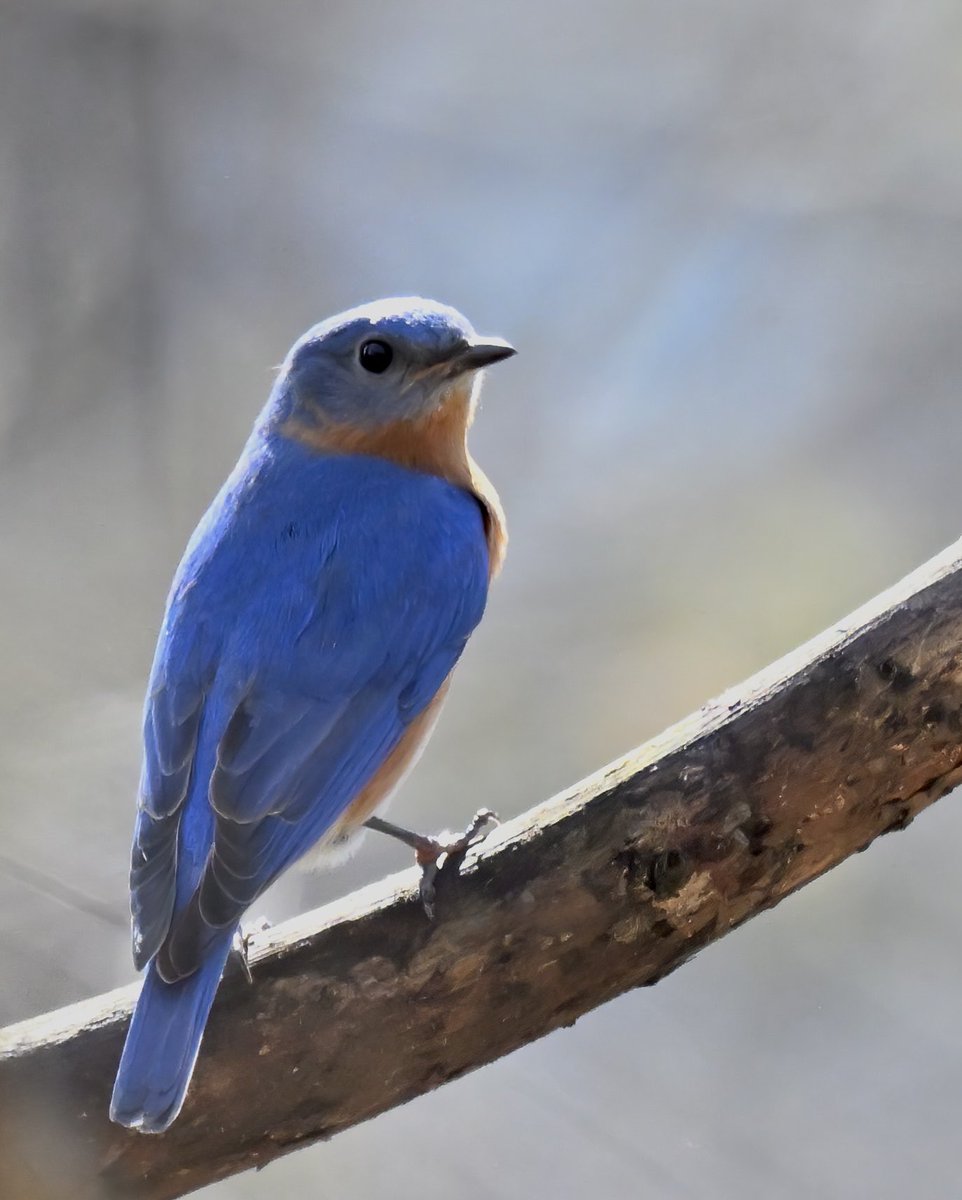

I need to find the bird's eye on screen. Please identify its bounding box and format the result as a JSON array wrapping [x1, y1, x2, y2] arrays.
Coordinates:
[[358, 339, 393, 374]]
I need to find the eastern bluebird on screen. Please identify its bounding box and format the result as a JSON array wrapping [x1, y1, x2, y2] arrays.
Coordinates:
[[109, 297, 515, 1133]]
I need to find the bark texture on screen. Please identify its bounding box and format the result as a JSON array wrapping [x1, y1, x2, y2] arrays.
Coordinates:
[[5, 540, 962, 1200]]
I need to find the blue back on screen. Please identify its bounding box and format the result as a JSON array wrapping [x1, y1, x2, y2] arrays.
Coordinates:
[[130, 430, 489, 977]]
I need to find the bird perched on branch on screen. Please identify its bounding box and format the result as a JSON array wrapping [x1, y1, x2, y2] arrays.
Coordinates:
[[110, 297, 515, 1133]]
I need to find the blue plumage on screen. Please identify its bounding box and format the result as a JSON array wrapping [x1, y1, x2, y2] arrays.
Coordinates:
[[111, 298, 514, 1132]]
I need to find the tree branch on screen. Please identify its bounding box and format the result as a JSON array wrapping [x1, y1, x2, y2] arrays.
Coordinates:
[[5, 540, 962, 1200]]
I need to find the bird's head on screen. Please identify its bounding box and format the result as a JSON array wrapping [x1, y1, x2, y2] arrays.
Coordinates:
[[278, 297, 515, 430]]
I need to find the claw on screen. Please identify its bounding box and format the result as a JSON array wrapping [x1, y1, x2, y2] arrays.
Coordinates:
[[365, 808, 500, 918], [455, 808, 500, 850], [229, 914, 272, 983], [419, 860, 440, 921]]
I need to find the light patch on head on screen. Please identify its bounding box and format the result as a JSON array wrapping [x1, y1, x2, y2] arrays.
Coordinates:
[[296, 296, 476, 351]]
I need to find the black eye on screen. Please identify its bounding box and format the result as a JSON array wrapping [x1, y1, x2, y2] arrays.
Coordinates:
[[358, 339, 393, 374]]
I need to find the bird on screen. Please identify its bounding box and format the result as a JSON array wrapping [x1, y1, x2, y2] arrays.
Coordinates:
[[109, 296, 515, 1133]]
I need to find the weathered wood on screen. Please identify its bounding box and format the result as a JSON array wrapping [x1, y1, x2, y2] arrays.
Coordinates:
[[5, 539, 962, 1199]]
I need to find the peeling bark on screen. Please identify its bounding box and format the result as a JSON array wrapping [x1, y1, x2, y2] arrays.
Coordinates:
[[5, 540, 962, 1199]]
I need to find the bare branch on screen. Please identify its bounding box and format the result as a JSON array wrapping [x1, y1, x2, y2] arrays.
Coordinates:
[[5, 539, 962, 1200]]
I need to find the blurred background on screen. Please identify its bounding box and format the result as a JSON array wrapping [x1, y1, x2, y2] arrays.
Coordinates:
[[4, 0, 962, 1195]]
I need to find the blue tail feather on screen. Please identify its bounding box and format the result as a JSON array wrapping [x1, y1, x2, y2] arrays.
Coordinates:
[[110, 931, 233, 1133]]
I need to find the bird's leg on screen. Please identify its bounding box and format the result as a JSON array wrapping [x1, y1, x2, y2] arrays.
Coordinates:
[[229, 915, 273, 983], [364, 808, 500, 919]]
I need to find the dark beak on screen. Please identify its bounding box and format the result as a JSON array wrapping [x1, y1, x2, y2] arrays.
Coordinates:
[[454, 335, 517, 371]]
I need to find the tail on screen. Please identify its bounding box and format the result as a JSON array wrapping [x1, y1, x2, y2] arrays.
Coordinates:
[[109, 931, 233, 1133]]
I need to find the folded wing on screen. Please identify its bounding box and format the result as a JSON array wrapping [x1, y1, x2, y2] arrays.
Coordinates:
[[129, 462, 489, 982]]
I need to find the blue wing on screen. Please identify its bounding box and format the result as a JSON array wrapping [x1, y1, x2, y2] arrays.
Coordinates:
[[129, 441, 489, 980]]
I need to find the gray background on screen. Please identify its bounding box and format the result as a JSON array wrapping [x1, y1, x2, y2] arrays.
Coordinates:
[[4, 1, 962, 1196]]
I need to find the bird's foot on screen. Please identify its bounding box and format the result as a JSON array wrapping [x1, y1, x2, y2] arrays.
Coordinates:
[[364, 808, 500, 919], [229, 915, 272, 983]]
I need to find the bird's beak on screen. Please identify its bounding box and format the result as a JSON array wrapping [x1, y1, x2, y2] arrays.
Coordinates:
[[452, 336, 517, 371]]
